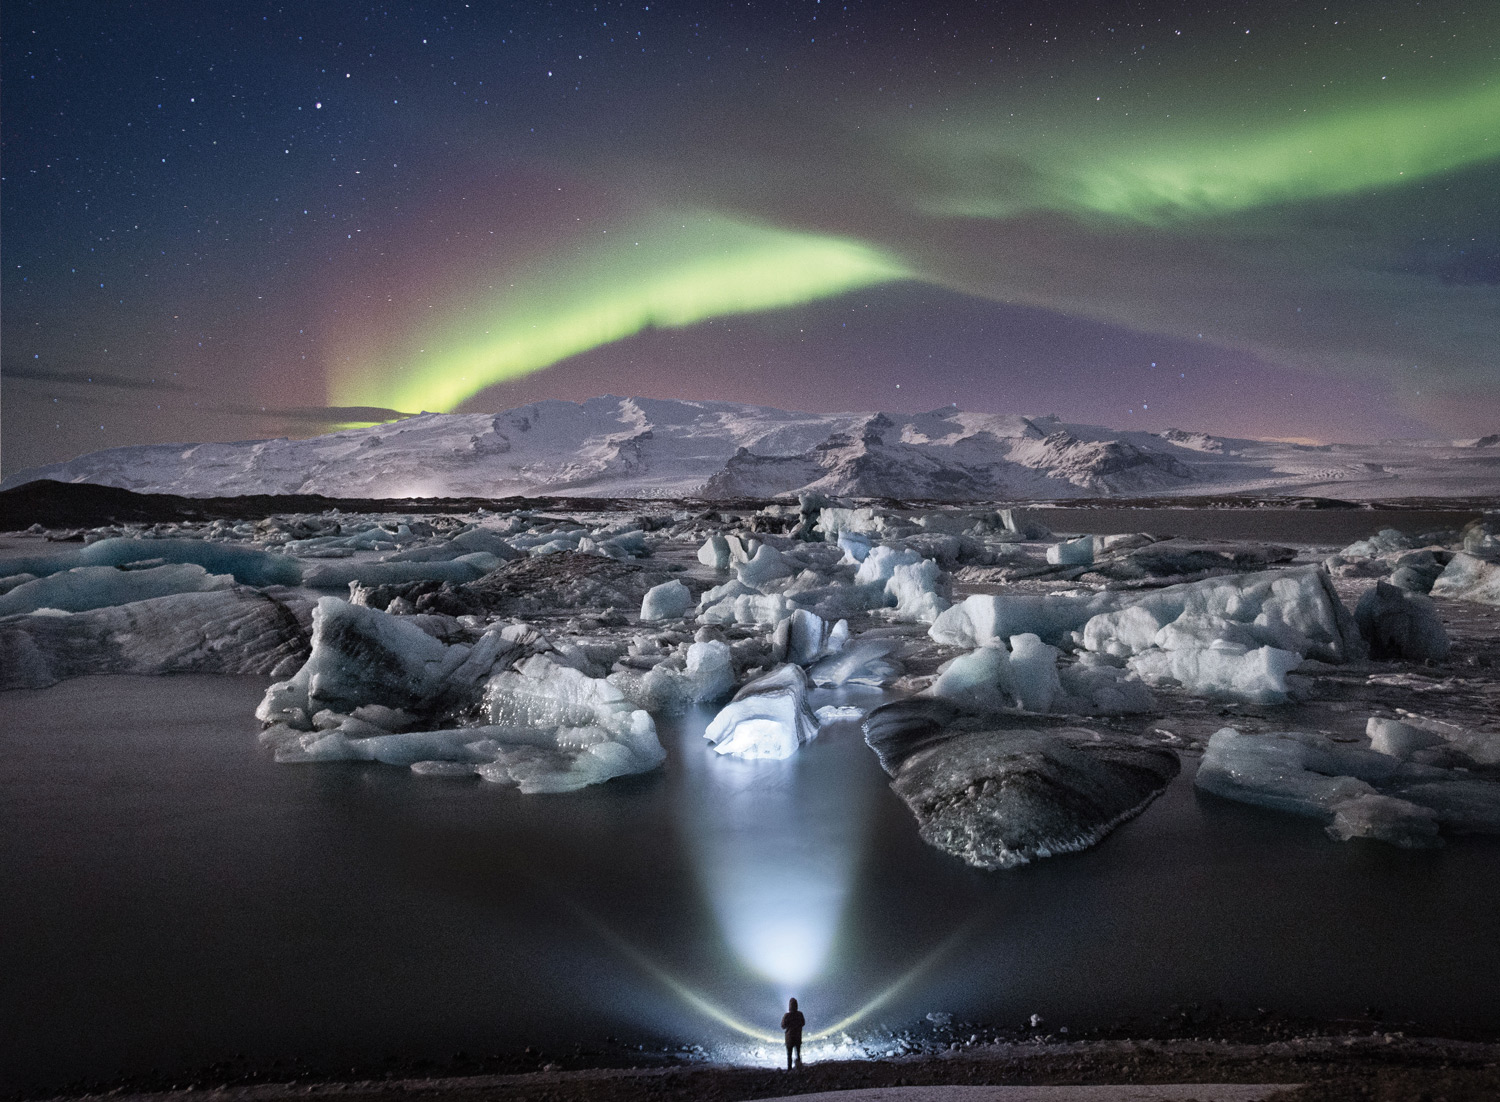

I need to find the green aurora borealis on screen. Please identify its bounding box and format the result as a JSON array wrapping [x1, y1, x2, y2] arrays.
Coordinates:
[[5, 0, 1500, 465], [335, 216, 909, 414]]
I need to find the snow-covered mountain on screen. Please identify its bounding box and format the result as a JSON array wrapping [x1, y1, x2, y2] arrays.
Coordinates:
[[4, 397, 1497, 501]]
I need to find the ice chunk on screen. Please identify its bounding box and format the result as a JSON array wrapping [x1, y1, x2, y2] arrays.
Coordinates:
[[1079, 566, 1362, 664], [736, 544, 793, 587], [863, 700, 1179, 870], [610, 639, 736, 714], [1340, 528, 1418, 560], [1388, 550, 1443, 595], [930, 591, 1116, 649], [854, 544, 924, 586], [1045, 536, 1094, 566], [1367, 716, 1445, 759], [704, 664, 820, 759], [0, 563, 231, 617], [1194, 728, 1387, 819], [1196, 726, 1500, 842], [257, 597, 502, 724], [1007, 633, 1062, 713], [0, 573, 38, 595], [927, 645, 1015, 713], [0, 537, 301, 587], [697, 534, 732, 570], [1431, 552, 1500, 605], [1326, 794, 1442, 848], [1, 588, 310, 690], [837, 530, 872, 563], [478, 655, 666, 791], [806, 638, 903, 687], [640, 579, 693, 622], [1354, 582, 1450, 660], [771, 608, 849, 665], [697, 591, 797, 627], [303, 559, 489, 589], [883, 559, 950, 624], [1056, 655, 1157, 715], [1129, 644, 1302, 704]]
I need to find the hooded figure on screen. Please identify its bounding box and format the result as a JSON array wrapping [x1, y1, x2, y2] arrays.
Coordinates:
[[781, 996, 805, 1068]]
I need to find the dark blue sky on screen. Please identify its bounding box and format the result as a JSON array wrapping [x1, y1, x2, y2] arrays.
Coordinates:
[[4, 1, 1496, 472]]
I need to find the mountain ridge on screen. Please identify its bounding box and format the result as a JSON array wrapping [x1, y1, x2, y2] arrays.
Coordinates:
[[4, 396, 1497, 502]]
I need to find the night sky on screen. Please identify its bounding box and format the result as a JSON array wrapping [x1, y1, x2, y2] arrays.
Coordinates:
[[4, 0, 1497, 473]]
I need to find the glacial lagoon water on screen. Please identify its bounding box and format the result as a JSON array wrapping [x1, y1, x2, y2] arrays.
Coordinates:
[[4, 673, 1500, 1092]]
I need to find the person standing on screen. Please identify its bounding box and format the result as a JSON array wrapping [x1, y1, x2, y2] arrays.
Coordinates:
[[781, 996, 805, 1068]]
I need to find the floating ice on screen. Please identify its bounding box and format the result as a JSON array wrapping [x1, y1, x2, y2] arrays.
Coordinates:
[[854, 544, 924, 587], [736, 544, 793, 587], [1, 588, 310, 690], [697, 590, 797, 628], [1128, 643, 1303, 704], [478, 654, 666, 791], [806, 638, 903, 687], [1431, 552, 1500, 605], [0, 536, 301, 587], [697, 534, 732, 570], [1045, 536, 1094, 566], [863, 700, 1179, 869], [640, 579, 693, 622], [930, 591, 1116, 649], [0, 563, 231, 617], [882, 559, 950, 623], [1354, 582, 1450, 660], [257, 597, 510, 727], [609, 639, 736, 714], [1080, 566, 1361, 664], [303, 558, 491, 589], [704, 664, 820, 759], [1007, 633, 1062, 713], [837, 530, 873, 563], [1195, 726, 1500, 845], [771, 608, 849, 665]]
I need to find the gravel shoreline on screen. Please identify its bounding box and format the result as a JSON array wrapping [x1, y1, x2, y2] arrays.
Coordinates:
[[19, 1034, 1500, 1102]]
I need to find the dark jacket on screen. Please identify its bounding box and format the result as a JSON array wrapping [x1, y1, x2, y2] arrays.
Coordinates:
[[781, 1009, 805, 1040]]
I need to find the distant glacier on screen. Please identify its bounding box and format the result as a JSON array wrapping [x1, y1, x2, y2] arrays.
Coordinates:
[[4, 396, 1497, 501]]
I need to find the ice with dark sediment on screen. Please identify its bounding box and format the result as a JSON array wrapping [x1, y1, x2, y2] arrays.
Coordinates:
[[1, 587, 311, 690], [704, 663, 821, 759], [1353, 582, 1450, 660], [863, 699, 1179, 869]]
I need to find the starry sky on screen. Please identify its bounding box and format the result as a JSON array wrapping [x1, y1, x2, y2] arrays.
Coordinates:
[[4, 0, 1497, 473]]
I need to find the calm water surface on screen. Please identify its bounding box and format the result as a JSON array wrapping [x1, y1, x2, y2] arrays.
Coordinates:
[[3, 673, 1499, 1092]]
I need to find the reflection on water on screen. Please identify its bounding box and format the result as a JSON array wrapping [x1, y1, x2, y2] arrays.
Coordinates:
[[5, 674, 1500, 1092], [678, 700, 874, 994]]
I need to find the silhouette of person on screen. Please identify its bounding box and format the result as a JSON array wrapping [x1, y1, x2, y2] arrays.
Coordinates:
[[781, 996, 805, 1069]]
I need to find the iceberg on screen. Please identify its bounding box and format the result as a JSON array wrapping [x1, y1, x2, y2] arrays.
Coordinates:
[[882, 559, 950, 624], [0, 536, 300, 587], [1353, 582, 1450, 661], [0, 563, 231, 617], [863, 700, 1179, 869], [1, 588, 310, 690], [1195, 727, 1500, 845], [609, 639, 736, 714], [1431, 552, 1500, 605], [704, 664, 820, 759], [640, 579, 693, 622], [256, 597, 514, 727]]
